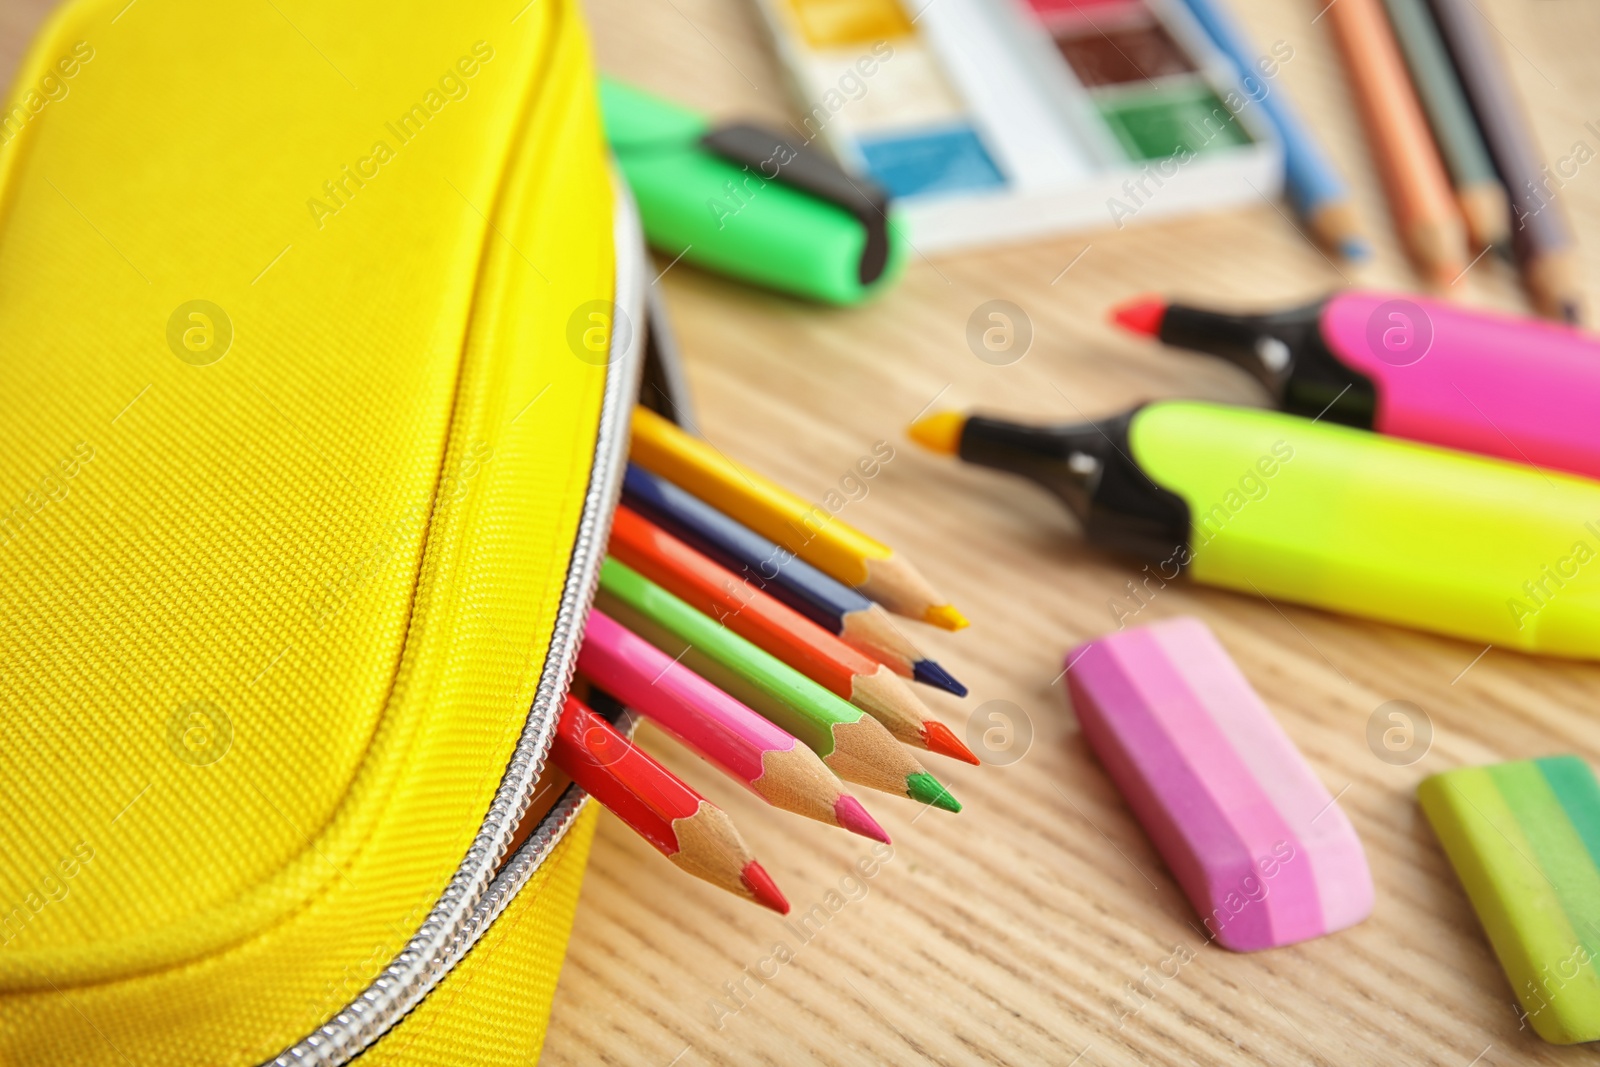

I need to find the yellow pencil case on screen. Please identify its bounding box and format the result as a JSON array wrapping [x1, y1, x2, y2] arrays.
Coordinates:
[[0, 0, 643, 1062]]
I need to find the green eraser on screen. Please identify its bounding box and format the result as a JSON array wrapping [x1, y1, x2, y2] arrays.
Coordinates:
[[599, 77, 905, 305], [1420, 756, 1600, 1043]]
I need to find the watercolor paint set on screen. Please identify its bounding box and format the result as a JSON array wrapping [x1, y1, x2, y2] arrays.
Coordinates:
[[747, 0, 1282, 251]]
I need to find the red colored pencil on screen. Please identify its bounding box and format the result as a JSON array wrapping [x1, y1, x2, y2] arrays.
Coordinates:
[[579, 610, 891, 840], [550, 694, 788, 913], [609, 505, 978, 764]]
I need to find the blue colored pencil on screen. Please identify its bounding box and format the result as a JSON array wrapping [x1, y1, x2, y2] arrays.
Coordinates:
[[1178, 0, 1369, 260], [621, 464, 967, 697]]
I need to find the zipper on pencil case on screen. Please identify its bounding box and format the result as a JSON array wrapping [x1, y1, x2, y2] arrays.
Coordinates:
[[269, 171, 649, 1067]]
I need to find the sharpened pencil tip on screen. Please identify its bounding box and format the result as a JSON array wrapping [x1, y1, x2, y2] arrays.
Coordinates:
[[911, 658, 968, 697], [834, 795, 892, 843], [741, 861, 790, 914], [1338, 237, 1372, 262], [922, 720, 980, 765], [907, 772, 962, 812], [1308, 201, 1365, 262], [923, 603, 968, 631], [1109, 295, 1166, 337], [907, 411, 965, 456]]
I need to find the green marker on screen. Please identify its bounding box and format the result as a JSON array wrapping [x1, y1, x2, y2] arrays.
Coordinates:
[[910, 402, 1600, 657], [597, 558, 958, 810], [600, 78, 905, 305]]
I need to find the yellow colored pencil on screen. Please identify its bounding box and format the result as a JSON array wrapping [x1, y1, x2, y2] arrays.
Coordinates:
[[629, 407, 967, 630]]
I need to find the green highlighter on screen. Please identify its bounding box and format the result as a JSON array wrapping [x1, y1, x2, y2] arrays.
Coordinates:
[[600, 78, 905, 305], [911, 401, 1600, 657]]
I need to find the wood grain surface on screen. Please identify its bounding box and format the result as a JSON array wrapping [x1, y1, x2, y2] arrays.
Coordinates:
[[561, 1, 1600, 1064], [6, 0, 1599, 1063]]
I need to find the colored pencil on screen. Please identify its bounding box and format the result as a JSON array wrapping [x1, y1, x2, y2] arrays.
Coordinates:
[[1176, 0, 1368, 259], [597, 557, 961, 811], [1426, 0, 1583, 321], [608, 505, 979, 763], [1381, 0, 1509, 249], [578, 609, 893, 840], [1323, 0, 1467, 285], [629, 406, 966, 630], [622, 463, 967, 697], [550, 693, 788, 913]]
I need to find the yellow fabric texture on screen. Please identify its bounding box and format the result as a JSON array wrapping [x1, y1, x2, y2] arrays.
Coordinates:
[[362, 807, 598, 1067], [0, 0, 612, 1062]]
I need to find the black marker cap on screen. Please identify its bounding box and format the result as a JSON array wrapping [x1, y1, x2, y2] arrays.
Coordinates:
[[1118, 294, 1379, 429], [958, 408, 1192, 568]]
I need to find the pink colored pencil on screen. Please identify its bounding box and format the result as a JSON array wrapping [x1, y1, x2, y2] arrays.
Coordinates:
[[578, 609, 889, 842]]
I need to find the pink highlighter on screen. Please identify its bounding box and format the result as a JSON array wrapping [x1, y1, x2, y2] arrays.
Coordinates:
[[1065, 617, 1372, 951], [1113, 290, 1600, 480]]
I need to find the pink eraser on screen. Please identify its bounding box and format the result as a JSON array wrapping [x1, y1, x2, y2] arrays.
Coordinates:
[[1065, 617, 1373, 951]]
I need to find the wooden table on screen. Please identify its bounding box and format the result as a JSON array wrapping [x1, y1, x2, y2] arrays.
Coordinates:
[[561, 1, 1600, 1064], [7, 1, 1597, 1063]]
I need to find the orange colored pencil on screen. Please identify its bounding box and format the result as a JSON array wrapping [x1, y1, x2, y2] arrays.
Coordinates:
[[609, 505, 979, 764], [1323, 0, 1467, 285]]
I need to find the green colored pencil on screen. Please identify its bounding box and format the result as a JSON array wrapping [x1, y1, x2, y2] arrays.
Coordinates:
[[596, 558, 960, 811], [1381, 0, 1509, 249]]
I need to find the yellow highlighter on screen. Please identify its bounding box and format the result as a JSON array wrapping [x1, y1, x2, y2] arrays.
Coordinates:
[[630, 406, 966, 630], [911, 401, 1600, 657]]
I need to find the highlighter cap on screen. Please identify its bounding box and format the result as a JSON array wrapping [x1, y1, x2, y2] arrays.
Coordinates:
[[599, 78, 707, 146], [600, 77, 906, 305]]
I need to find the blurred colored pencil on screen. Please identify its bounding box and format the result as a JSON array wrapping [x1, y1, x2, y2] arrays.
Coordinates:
[[579, 609, 893, 840], [1177, 0, 1368, 259], [1381, 0, 1509, 249], [609, 505, 978, 763], [1324, 0, 1468, 285], [597, 557, 961, 811], [550, 693, 788, 913], [1426, 0, 1583, 321], [622, 463, 966, 696], [630, 406, 966, 630]]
